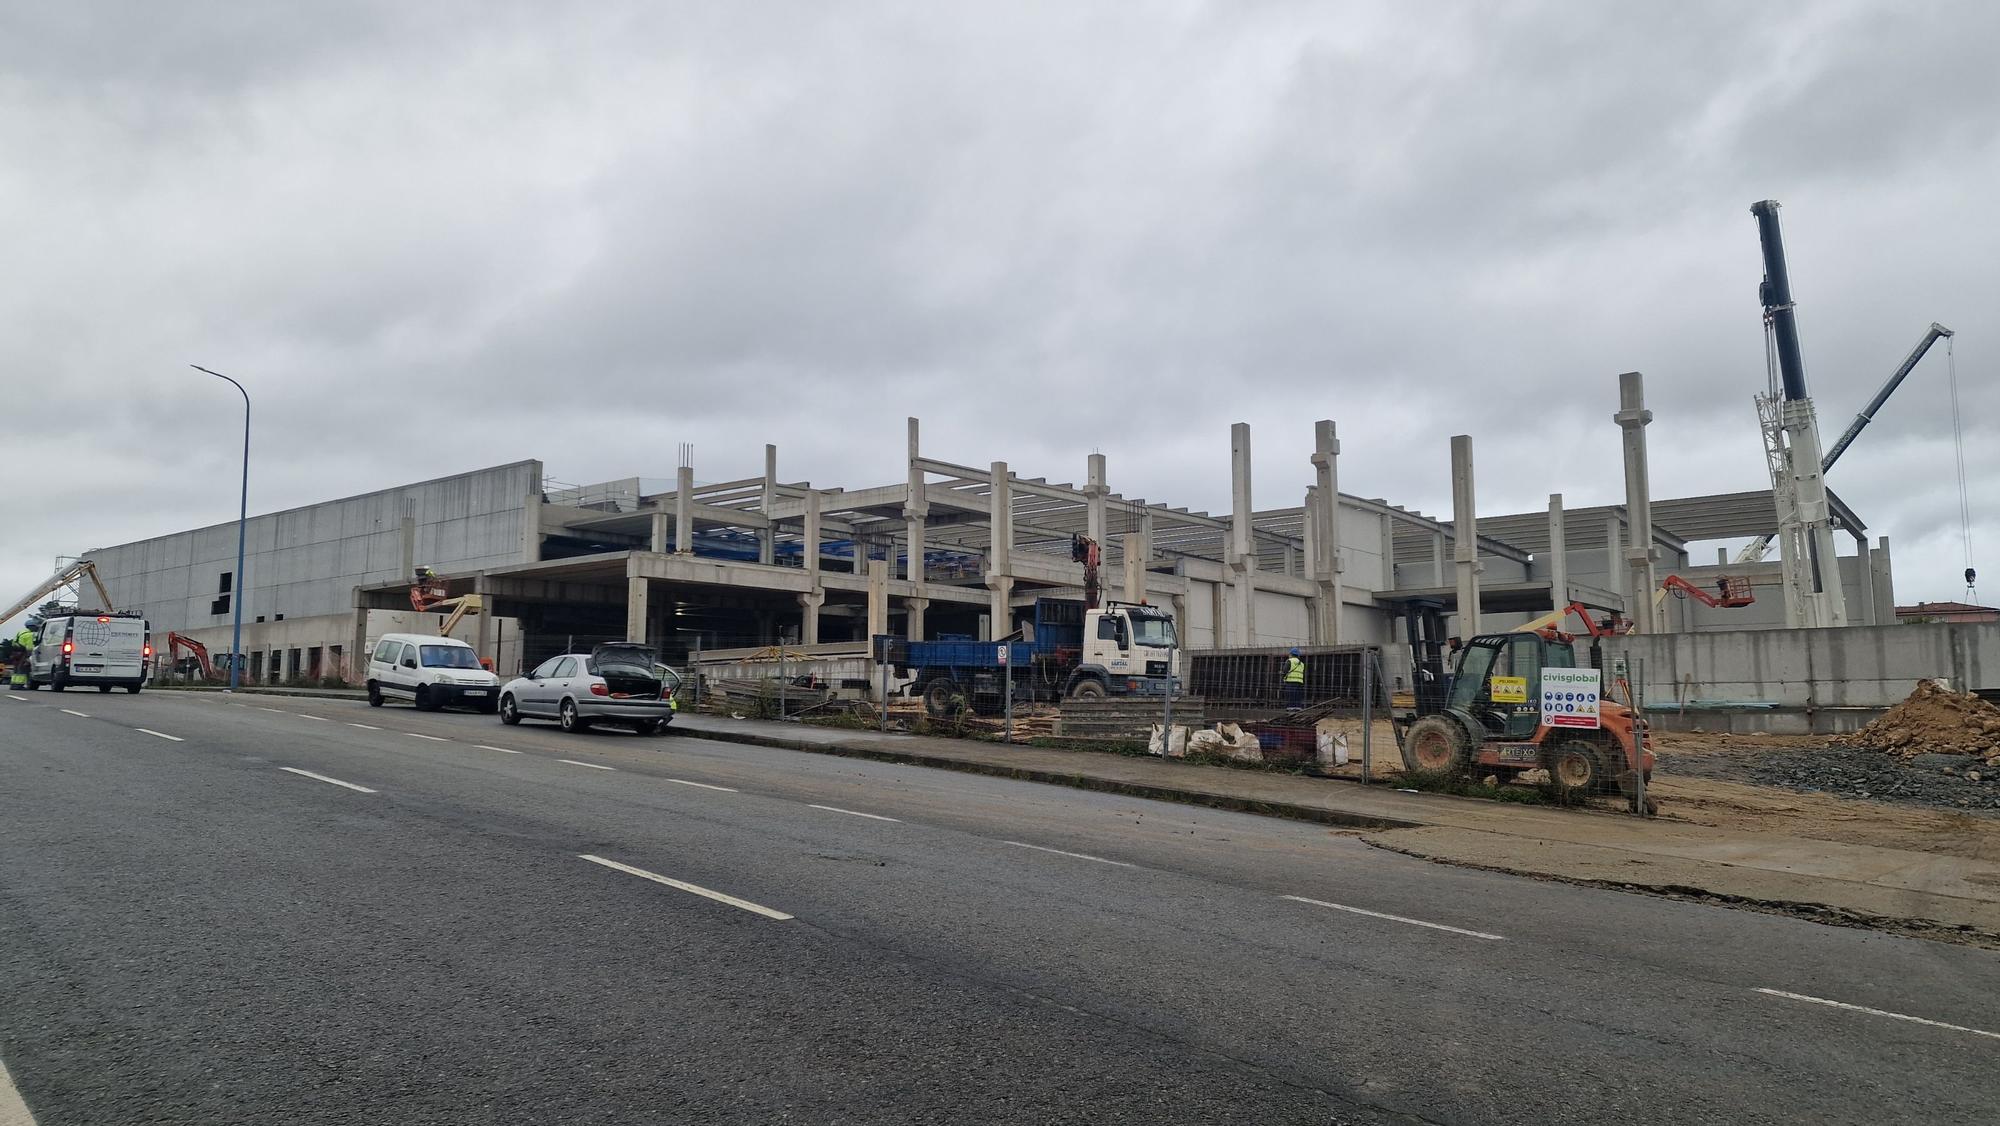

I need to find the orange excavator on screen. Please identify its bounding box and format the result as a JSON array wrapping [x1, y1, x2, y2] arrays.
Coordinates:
[[167, 633, 224, 681]]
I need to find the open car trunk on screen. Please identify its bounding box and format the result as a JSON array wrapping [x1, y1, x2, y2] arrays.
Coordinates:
[[590, 643, 664, 699]]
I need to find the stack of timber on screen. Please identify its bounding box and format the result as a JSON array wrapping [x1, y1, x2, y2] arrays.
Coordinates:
[[705, 676, 833, 717], [1059, 697, 1207, 740]]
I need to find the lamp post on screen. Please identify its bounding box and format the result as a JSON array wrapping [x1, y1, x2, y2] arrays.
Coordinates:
[[191, 365, 249, 691]]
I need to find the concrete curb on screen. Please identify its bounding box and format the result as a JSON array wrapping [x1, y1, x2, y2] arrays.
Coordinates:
[[671, 723, 1423, 832]]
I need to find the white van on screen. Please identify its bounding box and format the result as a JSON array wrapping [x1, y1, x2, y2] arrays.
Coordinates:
[[365, 633, 501, 712], [28, 613, 151, 693]]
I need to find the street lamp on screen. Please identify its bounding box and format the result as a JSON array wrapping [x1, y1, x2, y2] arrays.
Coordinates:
[[191, 364, 249, 691]]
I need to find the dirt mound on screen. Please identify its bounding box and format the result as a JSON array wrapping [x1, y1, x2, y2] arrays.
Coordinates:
[[1833, 680, 2000, 766]]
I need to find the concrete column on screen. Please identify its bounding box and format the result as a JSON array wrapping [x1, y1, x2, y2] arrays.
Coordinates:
[[987, 461, 1013, 636], [1309, 419, 1341, 644], [1872, 536, 1896, 626], [1085, 453, 1107, 546], [349, 603, 369, 685], [1228, 423, 1258, 646], [866, 559, 889, 643], [803, 489, 822, 580], [473, 574, 492, 662], [1607, 515, 1627, 613], [1431, 532, 1445, 587], [675, 465, 694, 554], [1122, 533, 1145, 603], [521, 493, 544, 563], [1301, 489, 1317, 585], [1139, 509, 1154, 566], [625, 576, 649, 644], [798, 590, 824, 645], [759, 444, 777, 566], [1450, 434, 1481, 637], [1547, 493, 1569, 611], [1854, 537, 1876, 626], [1717, 547, 1729, 566], [1615, 371, 1660, 633], [400, 512, 416, 579], [649, 511, 669, 554]]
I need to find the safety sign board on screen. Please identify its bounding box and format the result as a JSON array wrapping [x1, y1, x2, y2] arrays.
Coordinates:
[[1489, 676, 1528, 704], [1541, 668, 1601, 729]]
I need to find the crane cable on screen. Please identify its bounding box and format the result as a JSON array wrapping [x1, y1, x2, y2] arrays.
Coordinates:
[[1946, 335, 1977, 599]]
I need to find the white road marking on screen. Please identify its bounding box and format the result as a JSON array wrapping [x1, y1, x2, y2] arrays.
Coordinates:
[[59, 709, 89, 718], [2, 695, 21, 701], [808, 803, 900, 823], [475, 744, 524, 754], [1754, 988, 2000, 1041], [579, 854, 793, 921], [0, 1053, 38, 1125], [1280, 895, 1505, 941], [296, 714, 329, 722], [279, 767, 377, 794], [666, 778, 738, 792], [559, 759, 616, 771], [136, 729, 184, 742], [1004, 841, 1136, 867], [405, 733, 449, 742], [256, 707, 285, 713], [346, 723, 380, 730]]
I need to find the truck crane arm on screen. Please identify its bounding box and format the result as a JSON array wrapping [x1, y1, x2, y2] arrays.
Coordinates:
[[3, 560, 113, 627]]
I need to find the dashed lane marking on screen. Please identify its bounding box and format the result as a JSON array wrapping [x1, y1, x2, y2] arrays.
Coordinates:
[[1281, 894, 1505, 941], [59, 709, 89, 718], [559, 759, 616, 771], [136, 729, 184, 742], [1755, 988, 2000, 1042], [1004, 841, 1135, 867], [296, 714, 329, 722], [579, 854, 793, 921], [346, 723, 379, 730], [406, 733, 449, 742], [278, 767, 377, 794], [0, 1053, 38, 1125], [474, 744, 524, 754], [808, 804, 900, 823], [666, 778, 738, 792]]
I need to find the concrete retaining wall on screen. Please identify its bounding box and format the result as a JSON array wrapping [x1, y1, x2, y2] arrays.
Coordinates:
[[1601, 622, 2000, 714]]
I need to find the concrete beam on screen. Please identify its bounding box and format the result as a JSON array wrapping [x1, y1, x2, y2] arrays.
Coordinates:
[[1450, 434, 1482, 637]]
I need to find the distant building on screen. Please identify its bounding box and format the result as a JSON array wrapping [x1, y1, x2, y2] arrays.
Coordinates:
[[1896, 601, 2000, 624]]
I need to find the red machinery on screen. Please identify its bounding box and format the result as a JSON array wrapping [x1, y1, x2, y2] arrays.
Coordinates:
[[167, 632, 221, 681], [1660, 574, 1754, 608], [1070, 534, 1102, 610]]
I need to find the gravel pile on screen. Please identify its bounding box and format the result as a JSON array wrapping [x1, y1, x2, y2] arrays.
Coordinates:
[[1657, 744, 2000, 814]]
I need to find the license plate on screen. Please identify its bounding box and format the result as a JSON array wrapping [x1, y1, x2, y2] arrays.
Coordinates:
[[463, 689, 488, 697], [75, 664, 103, 672]]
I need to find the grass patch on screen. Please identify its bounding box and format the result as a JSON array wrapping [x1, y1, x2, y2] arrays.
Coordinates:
[[1398, 767, 1561, 805]]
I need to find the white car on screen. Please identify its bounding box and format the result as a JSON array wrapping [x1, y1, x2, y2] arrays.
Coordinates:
[[499, 644, 680, 735], [364, 633, 501, 712]]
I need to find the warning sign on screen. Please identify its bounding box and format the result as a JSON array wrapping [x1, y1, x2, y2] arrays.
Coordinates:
[[1541, 668, 1601, 729], [1489, 675, 1528, 704]]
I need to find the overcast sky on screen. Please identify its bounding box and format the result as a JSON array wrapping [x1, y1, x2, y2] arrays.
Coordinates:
[[3, 1, 1994, 626]]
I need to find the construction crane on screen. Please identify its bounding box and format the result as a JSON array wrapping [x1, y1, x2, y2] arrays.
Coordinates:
[[410, 566, 489, 662], [3, 559, 114, 627], [1746, 200, 1847, 628], [1070, 534, 1103, 610], [1736, 320, 1954, 564]]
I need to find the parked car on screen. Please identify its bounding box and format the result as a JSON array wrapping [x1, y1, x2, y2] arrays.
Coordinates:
[[499, 644, 680, 734], [365, 633, 501, 712]]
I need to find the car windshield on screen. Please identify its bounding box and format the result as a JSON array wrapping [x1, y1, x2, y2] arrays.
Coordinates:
[[1129, 616, 1177, 648], [420, 645, 481, 669]]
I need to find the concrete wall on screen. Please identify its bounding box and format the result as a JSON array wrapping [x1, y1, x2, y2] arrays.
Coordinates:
[[85, 462, 541, 637], [1601, 621, 2000, 711]]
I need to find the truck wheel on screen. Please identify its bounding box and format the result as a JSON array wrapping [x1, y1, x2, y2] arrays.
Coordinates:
[[1546, 740, 1610, 795], [1401, 714, 1471, 777], [1067, 678, 1107, 700], [922, 678, 959, 717]]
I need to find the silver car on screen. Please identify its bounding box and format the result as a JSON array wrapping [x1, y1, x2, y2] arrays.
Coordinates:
[[499, 644, 681, 735]]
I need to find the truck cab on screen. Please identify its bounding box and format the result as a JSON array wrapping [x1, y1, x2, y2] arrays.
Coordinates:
[[1071, 601, 1179, 697]]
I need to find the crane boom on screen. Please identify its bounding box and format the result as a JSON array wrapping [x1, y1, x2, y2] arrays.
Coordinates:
[[3, 559, 113, 627]]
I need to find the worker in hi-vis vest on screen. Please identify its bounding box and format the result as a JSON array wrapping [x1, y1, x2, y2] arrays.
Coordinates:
[[1281, 648, 1306, 710]]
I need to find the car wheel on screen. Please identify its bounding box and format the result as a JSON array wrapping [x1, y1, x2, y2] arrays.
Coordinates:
[[50, 672, 66, 693], [559, 698, 590, 733], [499, 694, 521, 725], [125, 684, 142, 694], [414, 685, 435, 712], [98, 685, 112, 694], [367, 682, 384, 707]]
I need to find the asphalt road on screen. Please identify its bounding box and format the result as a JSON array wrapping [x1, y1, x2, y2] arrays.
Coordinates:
[[2, 689, 1997, 1125]]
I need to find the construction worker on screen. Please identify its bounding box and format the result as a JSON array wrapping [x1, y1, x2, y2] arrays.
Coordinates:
[[9, 623, 36, 689], [1281, 647, 1306, 710]]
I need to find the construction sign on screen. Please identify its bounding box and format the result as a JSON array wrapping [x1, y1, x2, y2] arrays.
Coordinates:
[[1541, 668, 1601, 729], [1489, 675, 1528, 704]]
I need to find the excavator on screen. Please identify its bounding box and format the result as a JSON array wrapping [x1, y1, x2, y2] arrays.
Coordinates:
[[1398, 601, 1655, 810], [166, 633, 227, 682]]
